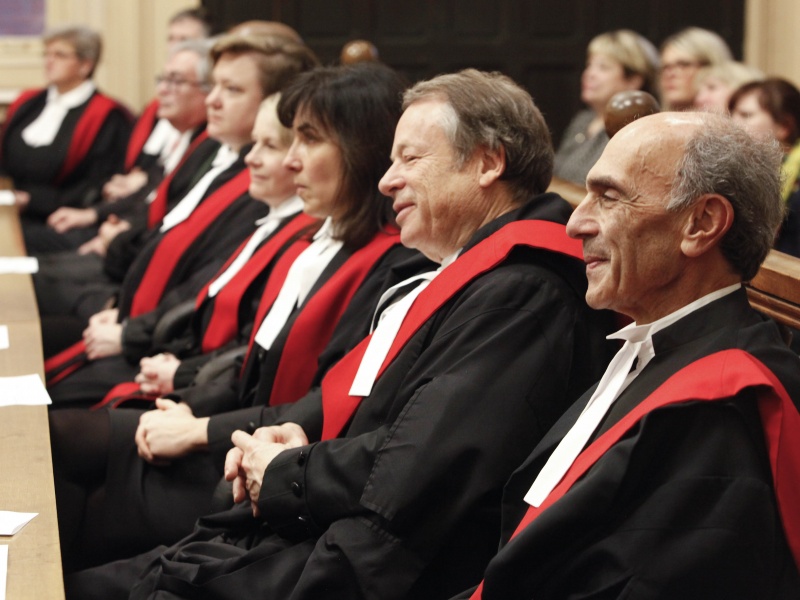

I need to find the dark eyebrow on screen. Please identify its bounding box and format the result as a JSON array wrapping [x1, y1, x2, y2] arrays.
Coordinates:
[[586, 175, 622, 191], [296, 122, 317, 135]]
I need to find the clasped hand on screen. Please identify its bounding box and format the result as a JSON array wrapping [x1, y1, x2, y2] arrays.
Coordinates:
[[135, 353, 181, 395], [83, 308, 122, 359], [224, 423, 308, 516], [135, 398, 207, 465]]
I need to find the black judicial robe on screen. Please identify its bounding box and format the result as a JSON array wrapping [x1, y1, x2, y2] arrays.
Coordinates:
[[459, 289, 800, 600], [49, 212, 315, 406], [58, 239, 426, 567], [33, 133, 219, 321], [22, 104, 197, 254], [47, 157, 266, 404], [67, 193, 615, 600], [1, 88, 132, 221]]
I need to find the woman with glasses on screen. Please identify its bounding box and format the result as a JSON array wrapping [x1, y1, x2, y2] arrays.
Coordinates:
[[0, 26, 132, 226], [553, 30, 659, 186], [659, 27, 732, 111]]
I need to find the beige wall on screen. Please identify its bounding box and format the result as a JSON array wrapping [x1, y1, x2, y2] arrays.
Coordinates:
[[1, 0, 798, 115], [745, 0, 800, 83], [0, 0, 200, 113]]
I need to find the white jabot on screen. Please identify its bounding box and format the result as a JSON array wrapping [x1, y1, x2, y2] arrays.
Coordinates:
[[206, 196, 303, 298], [253, 217, 343, 351], [159, 144, 239, 232], [21, 81, 96, 147], [142, 118, 180, 158], [348, 249, 459, 398], [161, 129, 192, 175], [524, 282, 743, 508]]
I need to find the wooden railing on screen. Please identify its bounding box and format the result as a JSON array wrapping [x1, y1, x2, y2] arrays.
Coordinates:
[[747, 250, 800, 331]]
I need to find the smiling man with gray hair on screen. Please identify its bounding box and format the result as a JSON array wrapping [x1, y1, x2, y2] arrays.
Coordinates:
[[459, 112, 800, 599]]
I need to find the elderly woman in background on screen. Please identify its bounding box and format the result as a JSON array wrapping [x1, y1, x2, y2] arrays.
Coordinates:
[[553, 29, 659, 186], [693, 60, 764, 113], [659, 26, 732, 111], [0, 25, 132, 224], [730, 77, 800, 257]]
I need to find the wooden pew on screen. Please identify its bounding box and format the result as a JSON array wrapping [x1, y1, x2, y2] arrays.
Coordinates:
[[0, 204, 65, 599], [747, 249, 800, 333]]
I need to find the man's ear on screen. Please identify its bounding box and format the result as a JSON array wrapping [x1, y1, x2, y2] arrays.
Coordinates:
[[680, 194, 734, 258], [477, 144, 506, 188]]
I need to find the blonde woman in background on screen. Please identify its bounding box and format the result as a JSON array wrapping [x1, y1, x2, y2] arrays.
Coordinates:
[[694, 60, 765, 113], [553, 29, 659, 185], [659, 26, 732, 110]]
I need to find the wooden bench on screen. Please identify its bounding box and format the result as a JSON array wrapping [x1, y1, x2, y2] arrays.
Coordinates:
[[0, 204, 65, 599], [747, 249, 800, 333]]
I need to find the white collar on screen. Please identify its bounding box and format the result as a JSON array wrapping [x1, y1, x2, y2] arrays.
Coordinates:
[[255, 195, 304, 226], [610, 283, 742, 344], [46, 80, 96, 107]]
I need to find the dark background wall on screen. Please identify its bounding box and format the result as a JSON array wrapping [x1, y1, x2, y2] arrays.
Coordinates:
[[203, 0, 744, 142]]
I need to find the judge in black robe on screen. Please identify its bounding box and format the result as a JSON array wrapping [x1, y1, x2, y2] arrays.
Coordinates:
[[1, 87, 132, 222], [454, 110, 800, 599]]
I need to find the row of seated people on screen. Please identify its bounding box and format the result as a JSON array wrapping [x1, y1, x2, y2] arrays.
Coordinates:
[[34, 33, 613, 595], [2, 21, 799, 600]]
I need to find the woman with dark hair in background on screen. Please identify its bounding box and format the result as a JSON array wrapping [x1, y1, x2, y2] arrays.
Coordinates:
[[730, 77, 800, 257]]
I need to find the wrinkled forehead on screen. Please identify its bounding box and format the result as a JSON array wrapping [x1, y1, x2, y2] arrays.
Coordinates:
[[591, 113, 699, 193]]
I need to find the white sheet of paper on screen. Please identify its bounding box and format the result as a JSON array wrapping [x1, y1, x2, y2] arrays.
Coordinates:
[[0, 327, 7, 350], [0, 257, 38, 274], [0, 374, 51, 407], [0, 545, 7, 600], [0, 512, 37, 536], [0, 190, 14, 205]]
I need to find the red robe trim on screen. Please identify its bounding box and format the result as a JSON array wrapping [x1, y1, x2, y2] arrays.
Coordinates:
[[2, 89, 129, 184], [44, 339, 88, 387], [124, 99, 160, 171], [267, 228, 402, 407], [129, 169, 250, 318], [470, 349, 800, 598], [320, 219, 583, 440], [55, 93, 131, 184], [197, 213, 315, 353], [3, 89, 42, 132], [146, 131, 210, 228]]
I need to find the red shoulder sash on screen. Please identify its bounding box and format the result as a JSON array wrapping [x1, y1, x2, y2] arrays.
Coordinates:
[[470, 349, 800, 598], [198, 213, 315, 353], [56, 92, 131, 184], [320, 219, 583, 440], [0, 89, 44, 164], [129, 169, 250, 317], [146, 130, 210, 228], [3, 89, 43, 129], [266, 228, 402, 406], [124, 99, 160, 171]]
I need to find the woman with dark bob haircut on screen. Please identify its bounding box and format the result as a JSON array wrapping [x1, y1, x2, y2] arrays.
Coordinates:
[[54, 62, 433, 581], [278, 62, 401, 248]]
